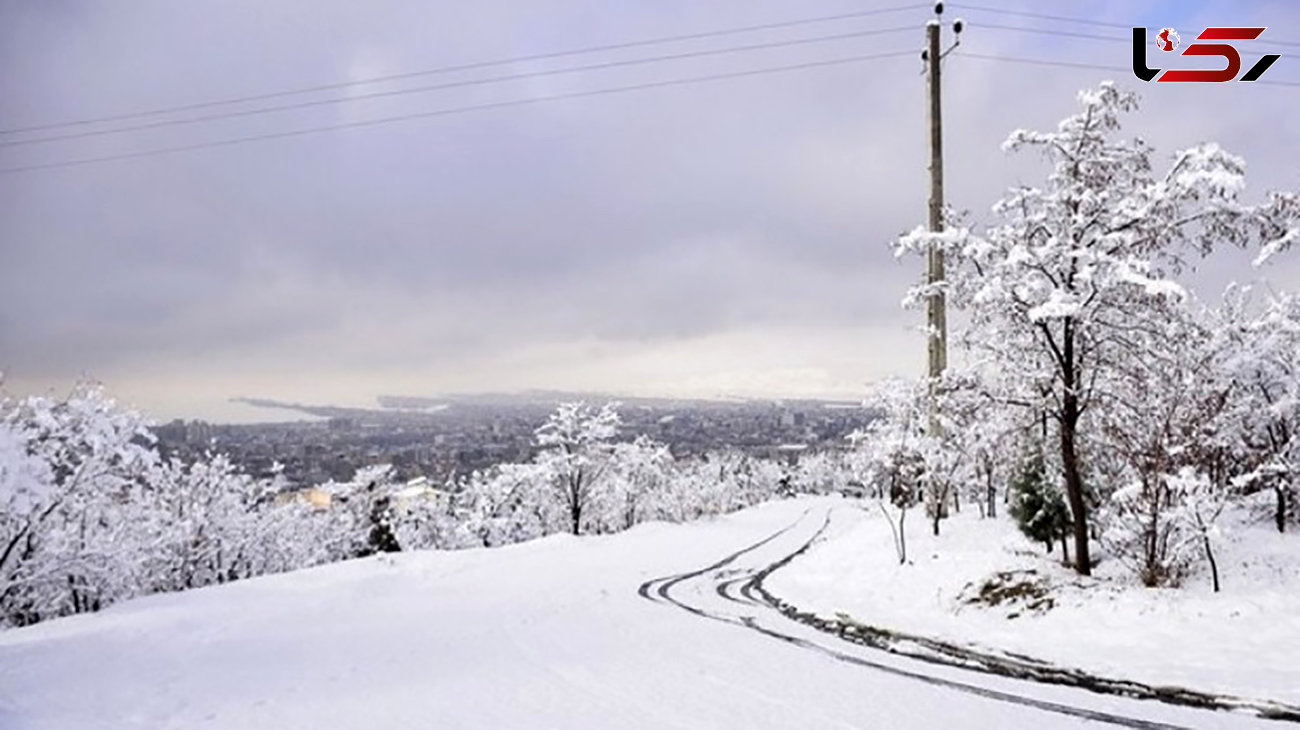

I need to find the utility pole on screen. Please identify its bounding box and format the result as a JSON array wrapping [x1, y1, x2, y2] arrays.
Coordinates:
[[923, 3, 960, 437]]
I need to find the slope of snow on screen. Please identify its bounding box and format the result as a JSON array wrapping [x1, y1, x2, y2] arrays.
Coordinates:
[[0, 497, 1282, 729], [768, 500, 1300, 706]]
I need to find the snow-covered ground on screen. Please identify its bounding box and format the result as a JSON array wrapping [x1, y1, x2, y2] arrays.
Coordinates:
[[769, 498, 1300, 707], [0, 496, 1283, 729]]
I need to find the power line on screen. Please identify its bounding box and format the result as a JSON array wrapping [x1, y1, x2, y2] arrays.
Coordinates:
[[952, 4, 1300, 48], [0, 25, 917, 149], [1253, 37, 1300, 50], [958, 51, 1300, 86], [0, 49, 917, 175], [972, 21, 1300, 49], [947, 4, 1131, 30], [959, 52, 1125, 72], [0, 3, 928, 137], [969, 22, 1124, 44]]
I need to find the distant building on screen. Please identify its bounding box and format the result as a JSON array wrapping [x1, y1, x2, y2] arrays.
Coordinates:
[[388, 476, 450, 516], [772, 443, 809, 465], [274, 486, 332, 509]]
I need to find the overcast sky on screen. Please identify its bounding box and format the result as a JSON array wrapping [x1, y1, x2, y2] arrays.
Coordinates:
[[2, 0, 1298, 421]]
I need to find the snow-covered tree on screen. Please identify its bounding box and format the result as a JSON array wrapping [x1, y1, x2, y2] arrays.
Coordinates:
[[850, 379, 931, 563], [1214, 287, 1300, 532], [144, 453, 268, 591], [792, 451, 854, 496], [924, 370, 1015, 531], [655, 456, 721, 522], [452, 462, 553, 547], [534, 402, 620, 535], [388, 486, 458, 552], [898, 82, 1300, 575], [1086, 292, 1232, 586], [595, 436, 675, 532], [323, 464, 402, 557], [0, 383, 157, 626]]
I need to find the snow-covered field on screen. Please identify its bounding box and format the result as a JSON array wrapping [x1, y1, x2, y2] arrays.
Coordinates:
[[0, 496, 1284, 729], [769, 499, 1300, 706]]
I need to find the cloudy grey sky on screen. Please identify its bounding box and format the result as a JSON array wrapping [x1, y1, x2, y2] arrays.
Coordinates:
[[2, 0, 1298, 421]]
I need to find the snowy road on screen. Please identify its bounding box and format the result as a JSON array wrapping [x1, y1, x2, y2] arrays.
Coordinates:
[[0, 497, 1278, 729]]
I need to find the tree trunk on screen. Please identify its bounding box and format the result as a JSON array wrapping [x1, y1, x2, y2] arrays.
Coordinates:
[[1059, 323, 1092, 576], [898, 508, 908, 564], [1203, 534, 1220, 593], [879, 502, 906, 565], [1277, 485, 1288, 534], [985, 460, 997, 519], [1145, 480, 1162, 585], [1060, 412, 1091, 574], [569, 472, 584, 536]]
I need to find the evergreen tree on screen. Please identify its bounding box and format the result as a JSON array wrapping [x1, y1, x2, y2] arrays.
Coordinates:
[[365, 491, 401, 555], [1008, 445, 1071, 559]]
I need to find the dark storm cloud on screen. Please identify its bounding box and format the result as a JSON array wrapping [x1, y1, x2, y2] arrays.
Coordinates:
[[2, 0, 1298, 417]]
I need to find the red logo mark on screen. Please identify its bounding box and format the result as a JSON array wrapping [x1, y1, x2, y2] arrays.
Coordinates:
[[1156, 28, 1180, 52], [1132, 27, 1280, 83]]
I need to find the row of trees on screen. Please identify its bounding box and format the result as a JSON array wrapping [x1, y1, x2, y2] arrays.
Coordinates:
[[388, 402, 797, 551], [0, 386, 346, 627], [863, 82, 1300, 587], [0, 389, 808, 628]]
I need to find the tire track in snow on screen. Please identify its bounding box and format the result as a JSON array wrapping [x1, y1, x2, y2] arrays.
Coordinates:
[[637, 505, 1191, 730], [714, 575, 761, 606], [638, 508, 808, 619]]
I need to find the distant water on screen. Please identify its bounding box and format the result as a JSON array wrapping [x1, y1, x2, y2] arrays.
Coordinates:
[[144, 398, 330, 425]]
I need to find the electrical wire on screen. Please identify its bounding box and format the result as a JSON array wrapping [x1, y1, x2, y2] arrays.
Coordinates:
[[971, 20, 1300, 51], [958, 52, 1125, 72], [0, 25, 917, 148], [956, 14, 1299, 85], [957, 50, 1300, 87], [5, 11, 1294, 174], [0, 3, 928, 136], [951, 3, 1300, 48], [947, 4, 1131, 30], [0, 49, 917, 175], [968, 21, 1124, 44]]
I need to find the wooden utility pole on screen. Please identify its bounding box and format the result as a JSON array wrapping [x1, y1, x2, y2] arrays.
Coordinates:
[[925, 15, 947, 437]]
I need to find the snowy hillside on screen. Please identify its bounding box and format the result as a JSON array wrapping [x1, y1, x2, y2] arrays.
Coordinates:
[[0, 497, 1283, 730], [769, 498, 1300, 706]]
